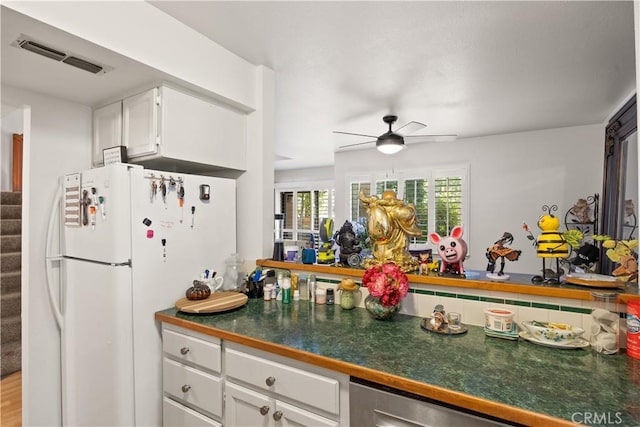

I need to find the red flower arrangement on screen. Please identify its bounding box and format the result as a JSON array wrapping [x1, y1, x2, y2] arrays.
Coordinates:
[[362, 263, 409, 307]]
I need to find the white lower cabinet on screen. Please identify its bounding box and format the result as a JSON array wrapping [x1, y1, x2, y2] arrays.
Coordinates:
[[225, 381, 338, 427], [161, 324, 349, 426], [275, 400, 339, 427], [163, 359, 223, 417], [162, 324, 223, 426], [163, 397, 221, 427], [224, 381, 272, 426], [224, 343, 347, 427]]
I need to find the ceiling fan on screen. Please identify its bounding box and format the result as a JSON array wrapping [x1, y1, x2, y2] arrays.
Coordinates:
[[334, 115, 457, 154]]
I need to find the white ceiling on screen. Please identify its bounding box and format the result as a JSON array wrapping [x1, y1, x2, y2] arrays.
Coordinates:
[[150, 1, 637, 170], [1, 2, 636, 171]]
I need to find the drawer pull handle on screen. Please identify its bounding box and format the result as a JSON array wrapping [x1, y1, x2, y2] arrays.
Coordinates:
[[265, 376, 276, 386], [260, 406, 270, 416], [273, 410, 283, 421], [181, 385, 191, 393], [180, 347, 190, 355]]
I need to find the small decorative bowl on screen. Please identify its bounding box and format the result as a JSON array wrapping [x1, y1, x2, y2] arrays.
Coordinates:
[[521, 320, 585, 344]]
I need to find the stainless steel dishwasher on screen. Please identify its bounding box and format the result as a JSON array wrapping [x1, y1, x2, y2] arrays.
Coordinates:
[[349, 379, 513, 427]]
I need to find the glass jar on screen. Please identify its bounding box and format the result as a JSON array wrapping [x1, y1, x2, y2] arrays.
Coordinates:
[[222, 253, 243, 291], [590, 292, 620, 355], [337, 278, 360, 310], [298, 275, 309, 300], [338, 288, 361, 310]]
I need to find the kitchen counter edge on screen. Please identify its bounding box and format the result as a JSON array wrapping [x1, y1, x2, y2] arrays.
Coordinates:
[[155, 311, 575, 427]]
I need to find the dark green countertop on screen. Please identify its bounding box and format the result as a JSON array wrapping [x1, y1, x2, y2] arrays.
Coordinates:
[[157, 299, 640, 426]]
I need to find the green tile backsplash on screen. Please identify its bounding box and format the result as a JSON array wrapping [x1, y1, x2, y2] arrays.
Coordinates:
[[406, 287, 592, 315], [291, 271, 594, 315]]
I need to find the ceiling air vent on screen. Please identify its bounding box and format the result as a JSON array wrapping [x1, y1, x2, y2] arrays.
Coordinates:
[[12, 35, 112, 75], [62, 56, 103, 74], [17, 40, 66, 61]]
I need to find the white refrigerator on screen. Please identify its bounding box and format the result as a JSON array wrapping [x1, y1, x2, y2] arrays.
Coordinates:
[[45, 163, 236, 426]]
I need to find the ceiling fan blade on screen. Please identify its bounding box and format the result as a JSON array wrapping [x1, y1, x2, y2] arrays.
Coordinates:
[[333, 131, 378, 139], [394, 121, 426, 136], [338, 140, 376, 150], [404, 134, 458, 144]]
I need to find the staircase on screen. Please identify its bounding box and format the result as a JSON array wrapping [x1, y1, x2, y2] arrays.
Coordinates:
[[1, 192, 21, 377]]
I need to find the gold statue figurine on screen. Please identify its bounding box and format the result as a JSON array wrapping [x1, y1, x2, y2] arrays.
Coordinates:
[[359, 190, 421, 272]]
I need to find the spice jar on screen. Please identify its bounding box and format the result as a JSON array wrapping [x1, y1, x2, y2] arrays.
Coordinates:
[[326, 289, 335, 305], [315, 288, 326, 304], [263, 284, 274, 301], [338, 278, 360, 310]]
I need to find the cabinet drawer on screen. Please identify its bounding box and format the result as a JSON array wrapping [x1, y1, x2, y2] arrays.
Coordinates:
[[163, 328, 221, 373], [163, 358, 223, 417], [163, 396, 221, 427], [225, 348, 340, 415]]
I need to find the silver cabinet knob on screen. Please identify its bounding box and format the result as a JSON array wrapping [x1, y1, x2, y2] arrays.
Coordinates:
[[260, 406, 270, 416], [273, 411, 283, 421], [265, 376, 276, 386], [181, 384, 191, 393], [180, 347, 190, 355]]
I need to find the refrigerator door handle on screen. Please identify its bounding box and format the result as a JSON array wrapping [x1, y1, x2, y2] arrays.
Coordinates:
[[62, 255, 132, 267], [45, 184, 64, 329]]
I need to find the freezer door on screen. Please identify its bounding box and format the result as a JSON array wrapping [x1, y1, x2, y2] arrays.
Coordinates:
[[61, 164, 132, 264], [61, 258, 134, 427]]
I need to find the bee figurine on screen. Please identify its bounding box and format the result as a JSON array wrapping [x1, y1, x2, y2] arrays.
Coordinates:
[[524, 204, 569, 284]]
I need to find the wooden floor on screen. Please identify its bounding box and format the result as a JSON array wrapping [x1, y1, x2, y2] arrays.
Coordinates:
[[1, 370, 21, 427]]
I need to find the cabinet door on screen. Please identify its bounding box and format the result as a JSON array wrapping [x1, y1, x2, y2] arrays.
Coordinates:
[[123, 88, 159, 158], [275, 400, 338, 427], [161, 85, 246, 170], [92, 101, 122, 166], [225, 382, 273, 427]]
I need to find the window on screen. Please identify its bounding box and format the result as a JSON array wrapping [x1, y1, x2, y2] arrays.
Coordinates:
[[350, 181, 371, 220], [276, 182, 335, 247], [404, 178, 429, 242], [347, 166, 468, 247]]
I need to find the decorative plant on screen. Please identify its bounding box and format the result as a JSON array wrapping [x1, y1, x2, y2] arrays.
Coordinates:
[[362, 263, 409, 307], [593, 235, 638, 281]]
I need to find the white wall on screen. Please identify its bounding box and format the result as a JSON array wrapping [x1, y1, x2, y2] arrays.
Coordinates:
[[237, 66, 275, 270], [333, 124, 604, 275], [2, 84, 92, 426], [1, 107, 23, 191]]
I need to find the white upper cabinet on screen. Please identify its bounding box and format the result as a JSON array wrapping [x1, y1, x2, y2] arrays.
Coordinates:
[[92, 101, 123, 167], [160, 86, 246, 171], [92, 85, 247, 173], [123, 88, 160, 159]]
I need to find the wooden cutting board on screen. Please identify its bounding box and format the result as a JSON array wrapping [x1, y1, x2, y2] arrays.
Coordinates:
[[176, 292, 248, 313]]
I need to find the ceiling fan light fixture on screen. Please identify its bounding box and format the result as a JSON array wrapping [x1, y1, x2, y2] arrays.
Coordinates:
[[376, 133, 405, 154]]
